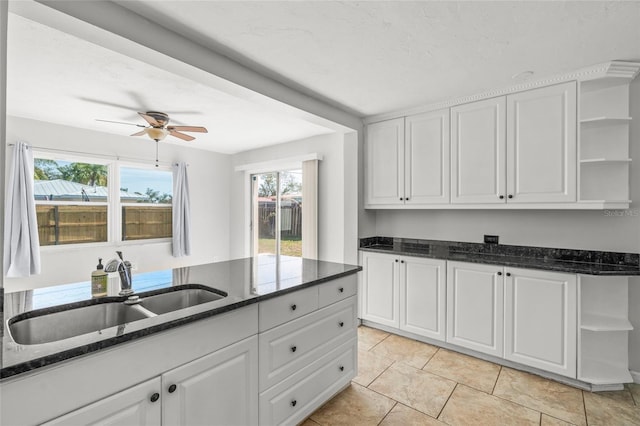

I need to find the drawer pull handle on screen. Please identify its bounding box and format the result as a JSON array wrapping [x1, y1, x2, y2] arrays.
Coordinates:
[[168, 384, 177, 394], [338, 287, 344, 293], [339, 321, 344, 327], [150, 393, 160, 403], [291, 400, 297, 407], [339, 366, 344, 372], [291, 346, 297, 353], [291, 304, 297, 311]]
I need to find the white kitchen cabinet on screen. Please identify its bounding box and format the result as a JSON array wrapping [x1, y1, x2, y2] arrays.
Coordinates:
[[452, 82, 577, 205], [361, 251, 446, 341], [399, 256, 447, 340], [504, 268, 577, 378], [365, 110, 450, 207], [451, 97, 506, 204], [42, 378, 162, 426], [361, 251, 399, 327], [365, 118, 405, 206], [446, 261, 504, 357], [162, 336, 258, 426]]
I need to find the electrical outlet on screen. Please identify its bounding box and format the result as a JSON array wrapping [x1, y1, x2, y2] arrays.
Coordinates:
[[484, 235, 499, 244]]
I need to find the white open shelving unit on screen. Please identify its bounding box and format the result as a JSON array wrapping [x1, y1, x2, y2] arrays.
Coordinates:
[[578, 70, 635, 207], [578, 275, 633, 388]]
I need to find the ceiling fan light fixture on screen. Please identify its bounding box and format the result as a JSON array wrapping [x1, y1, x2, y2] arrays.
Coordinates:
[[146, 127, 168, 141]]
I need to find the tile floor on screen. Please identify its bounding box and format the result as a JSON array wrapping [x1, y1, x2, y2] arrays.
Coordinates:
[[302, 326, 640, 426]]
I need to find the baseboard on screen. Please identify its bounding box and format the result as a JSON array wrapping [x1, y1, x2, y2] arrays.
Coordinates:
[[631, 370, 640, 384]]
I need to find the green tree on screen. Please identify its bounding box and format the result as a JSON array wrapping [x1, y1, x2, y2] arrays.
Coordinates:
[[144, 188, 172, 204], [258, 172, 301, 197], [34, 159, 60, 180], [58, 163, 107, 186]]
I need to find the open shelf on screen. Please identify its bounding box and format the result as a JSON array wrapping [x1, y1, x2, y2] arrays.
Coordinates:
[[579, 358, 633, 385], [581, 314, 633, 332]]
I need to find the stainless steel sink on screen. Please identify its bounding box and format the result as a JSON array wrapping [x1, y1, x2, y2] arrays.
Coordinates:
[[7, 285, 228, 345], [138, 287, 226, 315], [8, 302, 150, 345]]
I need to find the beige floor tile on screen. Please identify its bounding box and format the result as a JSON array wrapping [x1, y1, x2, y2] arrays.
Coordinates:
[[370, 334, 438, 369], [541, 414, 575, 425], [369, 362, 456, 418], [493, 368, 586, 426], [629, 383, 640, 406], [583, 390, 640, 426], [358, 326, 390, 351], [440, 384, 540, 426], [353, 349, 394, 387], [379, 403, 445, 425], [310, 383, 395, 426], [298, 418, 321, 426], [423, 348, 501, 393], [588, 389, 636, 406]]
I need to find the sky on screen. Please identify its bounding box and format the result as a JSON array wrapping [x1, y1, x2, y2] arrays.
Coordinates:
[[120, 167, 172, 195]]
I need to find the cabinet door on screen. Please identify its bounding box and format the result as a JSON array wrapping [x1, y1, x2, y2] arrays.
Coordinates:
[[405, 110, 450, 204], [504, 268, 577, 378], [42, 378, 161, 426], [361, 251, 399, 327], [446, 261, 504, 357], [162, 336, 258, 426], [365, 118, 405, 205], [400, 257, 446, 341], [451, 97, 507, 204], [506, 82, 577, 203]]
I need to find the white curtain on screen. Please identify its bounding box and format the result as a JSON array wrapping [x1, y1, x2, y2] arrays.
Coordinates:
[[3, 142, 41, 277], [172, 162, 191, 257]]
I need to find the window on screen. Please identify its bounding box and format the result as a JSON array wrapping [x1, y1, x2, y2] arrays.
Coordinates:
[[34, 157, 109, 246], [120, 166, 173, 241], [33, 154, 173, 246]]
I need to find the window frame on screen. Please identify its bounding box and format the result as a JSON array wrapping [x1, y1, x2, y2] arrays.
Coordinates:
[[33, 151, 173, 249]]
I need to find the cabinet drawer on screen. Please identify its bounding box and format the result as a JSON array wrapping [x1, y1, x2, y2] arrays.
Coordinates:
[[259, 286, 319, 332], [259, 338, 356, 426], [259, 296, 356, 391], [318, 275, 357, 308]]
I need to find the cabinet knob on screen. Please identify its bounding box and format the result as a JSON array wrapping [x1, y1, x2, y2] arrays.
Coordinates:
[[400, 260, 405, 263], [508, 194, 513, 199], [497, 271, 502, 276], [338, 287, 344, 293], [339, 321, 344, 327], [168, 384, 177, 393], [395, 259, 399, 263], [406, 198, 410, 201], [339, 366, 345, 372], [150, 393, 160, 403], [499, 195, 504, 199], [506, 272, 512, 277], [291, 346, 297, 353], [400, 197, 404, 201], [290, 304, 297, 311], [291, 400, 297, 407]]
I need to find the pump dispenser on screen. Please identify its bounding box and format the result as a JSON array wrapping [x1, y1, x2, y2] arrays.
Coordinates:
[[91, 258, 108, 297]]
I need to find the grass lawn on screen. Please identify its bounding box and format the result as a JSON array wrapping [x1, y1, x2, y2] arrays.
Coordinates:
[[259, 238, 302, 257]]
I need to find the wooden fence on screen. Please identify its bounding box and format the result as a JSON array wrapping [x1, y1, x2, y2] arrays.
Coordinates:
[[258, 203, 302, 238], [122, 205, 172, 240]]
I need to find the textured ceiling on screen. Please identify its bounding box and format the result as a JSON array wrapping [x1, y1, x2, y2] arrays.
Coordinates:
[[122, 0, 640, 116]]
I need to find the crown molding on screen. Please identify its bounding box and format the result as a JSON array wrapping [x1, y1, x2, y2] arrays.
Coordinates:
[[364, 61, 640, 124]]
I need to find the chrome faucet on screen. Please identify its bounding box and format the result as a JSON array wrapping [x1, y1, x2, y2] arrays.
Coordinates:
[[105, 251, 133, 296]]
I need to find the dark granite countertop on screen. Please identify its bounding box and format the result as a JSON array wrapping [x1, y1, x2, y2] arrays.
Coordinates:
[[360, 237, 640, 276], [1, 256, 361, 379]]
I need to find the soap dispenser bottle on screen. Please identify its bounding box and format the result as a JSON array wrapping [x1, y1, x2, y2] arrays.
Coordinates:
[[91, 258, 108, 297]]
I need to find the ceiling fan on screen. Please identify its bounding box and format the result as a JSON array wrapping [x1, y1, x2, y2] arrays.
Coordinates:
[[96, 111, 208, 166]]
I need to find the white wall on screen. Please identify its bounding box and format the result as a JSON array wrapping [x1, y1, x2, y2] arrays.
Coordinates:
[[4, 116, 232, 292], [230, 132, 358, 264], [371, 77, 640, 377]]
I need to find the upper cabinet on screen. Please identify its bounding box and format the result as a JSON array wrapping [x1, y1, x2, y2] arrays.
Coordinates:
[[365, 110, 449, 207], [365, 61, 639, 210]]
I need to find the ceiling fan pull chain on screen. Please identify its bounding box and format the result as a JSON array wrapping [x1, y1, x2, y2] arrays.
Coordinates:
[[155, 140, 159, 167]]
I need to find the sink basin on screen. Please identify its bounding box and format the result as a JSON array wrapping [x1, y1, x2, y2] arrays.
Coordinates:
[[139, 286, 226, 315], [7, 285, 227, 346], [8, 302, 150, 345]]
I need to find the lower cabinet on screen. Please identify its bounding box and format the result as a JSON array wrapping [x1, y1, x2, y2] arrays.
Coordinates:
[[43, 336, 258, 426], [446, 261, 504, 357], [361, 251, 446, 341]]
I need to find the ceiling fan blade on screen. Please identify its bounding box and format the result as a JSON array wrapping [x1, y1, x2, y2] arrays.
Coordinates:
[[169, 130, 195, 141], [167, 126, 208, 133], [138, 112, 161, 127], [96, 119, 146, 127], [130, 130, 147, 137]]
